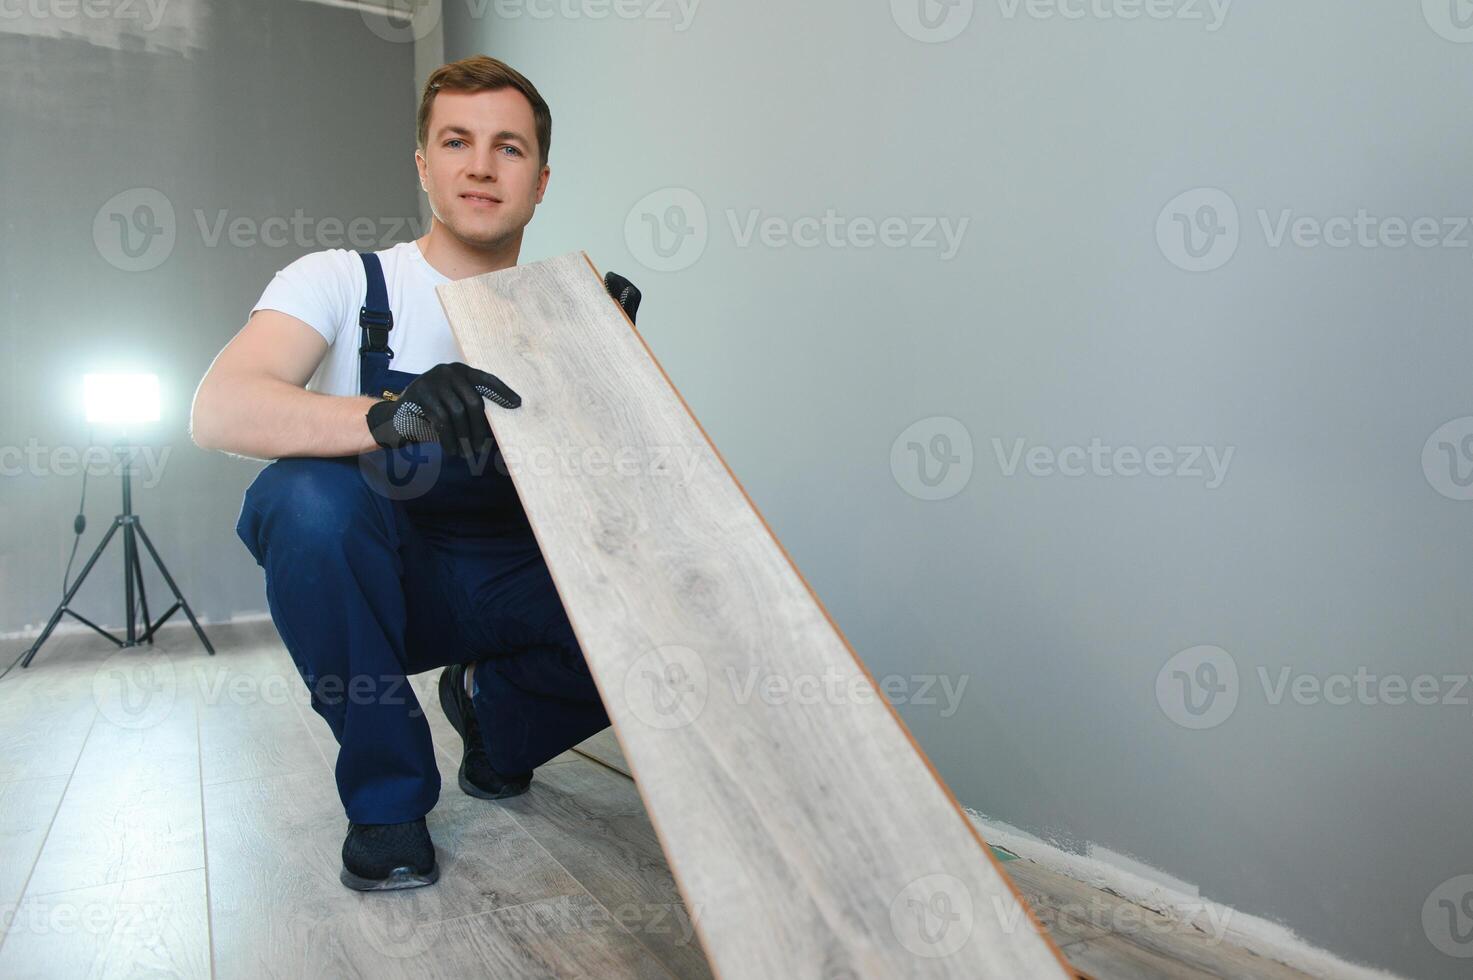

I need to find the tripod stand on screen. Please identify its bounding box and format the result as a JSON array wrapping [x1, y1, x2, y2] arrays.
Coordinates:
[[20, 445, 214, 668]]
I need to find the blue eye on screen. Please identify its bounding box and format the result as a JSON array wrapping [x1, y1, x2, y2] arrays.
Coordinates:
[[445, 138, 466, 149], [500, 145, 522, 157]]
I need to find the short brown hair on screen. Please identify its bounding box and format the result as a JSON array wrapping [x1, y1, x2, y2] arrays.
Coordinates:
[[417, 55, 551, 169]]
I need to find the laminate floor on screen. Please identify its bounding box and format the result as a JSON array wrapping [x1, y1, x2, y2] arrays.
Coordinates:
[[0, 622, 1316, 980]]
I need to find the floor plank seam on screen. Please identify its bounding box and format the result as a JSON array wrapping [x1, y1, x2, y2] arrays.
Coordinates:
[[23, 862, 210, 901], [0, 706, 98, 959], [197, 702, 218, 980]]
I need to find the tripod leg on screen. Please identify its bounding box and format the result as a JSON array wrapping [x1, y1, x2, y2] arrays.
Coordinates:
[[131, 533, 154, 645], [132, 520, 215, 656], [21, 519, 124, 667], [123, 521, 137, 646]]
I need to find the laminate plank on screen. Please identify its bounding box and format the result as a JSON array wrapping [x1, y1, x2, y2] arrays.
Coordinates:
[[26, 686, 202, 897], [438, 892, 675, 979], [1060, 933, 1219, 980], [0, 649, 98, 783], [203, 758, 586, 979], [499, 759, 713, 980], [439, 251, 1074, 978], [573, 728, 632, 777], [0, 869, 209, 980], [0, 776, 71, 945], [1060, 901, 1310, 980], [194, 646, 322, 787]]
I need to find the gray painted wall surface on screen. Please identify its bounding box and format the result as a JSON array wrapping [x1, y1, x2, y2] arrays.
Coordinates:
[[1, 2, 418, 636], [440, 3, 1473, 977]]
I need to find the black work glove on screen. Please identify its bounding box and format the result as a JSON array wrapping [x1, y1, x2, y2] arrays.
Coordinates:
[[364, 274, 641, 456], [604, 271, 642, 324], [365, 362, 519, 457]]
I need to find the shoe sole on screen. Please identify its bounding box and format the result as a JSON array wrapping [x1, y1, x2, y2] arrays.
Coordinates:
[[439, 667, 533, 801], [339, 861, 440, 892]]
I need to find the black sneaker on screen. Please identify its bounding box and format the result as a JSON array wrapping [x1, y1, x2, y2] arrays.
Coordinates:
[[438, 663, 532, 800], [340, 817, 439, 891]]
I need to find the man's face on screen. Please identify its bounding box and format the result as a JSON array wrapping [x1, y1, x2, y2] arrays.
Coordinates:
[[415, 87, 549, 249]]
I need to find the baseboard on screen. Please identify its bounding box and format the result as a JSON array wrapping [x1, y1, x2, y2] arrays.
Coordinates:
[[967, 809, 1406, 980], [0, 610, 272, 643]]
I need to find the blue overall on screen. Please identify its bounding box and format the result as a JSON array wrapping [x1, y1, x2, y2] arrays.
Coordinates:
[[235, 253, 610, 824]]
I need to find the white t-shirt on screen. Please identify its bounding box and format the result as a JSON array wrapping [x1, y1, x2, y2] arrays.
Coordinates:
[[251, 240, 462, 397]]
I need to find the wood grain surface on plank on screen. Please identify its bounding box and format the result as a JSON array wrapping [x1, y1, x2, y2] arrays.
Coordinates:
[[438, 251, 1075, 980]]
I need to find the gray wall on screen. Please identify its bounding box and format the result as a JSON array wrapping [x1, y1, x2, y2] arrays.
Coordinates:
[[441, 3, 1472, 978], [0, 2, 418, 635]]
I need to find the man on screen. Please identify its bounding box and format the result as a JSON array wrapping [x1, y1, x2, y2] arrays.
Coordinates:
[[190, 55, 639, 891]]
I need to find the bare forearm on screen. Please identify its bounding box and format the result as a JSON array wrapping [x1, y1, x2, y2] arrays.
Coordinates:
[[191, 374, 380, 460]]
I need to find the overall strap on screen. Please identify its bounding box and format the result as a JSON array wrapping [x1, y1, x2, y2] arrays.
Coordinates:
[[357, 251, 394, 397]]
